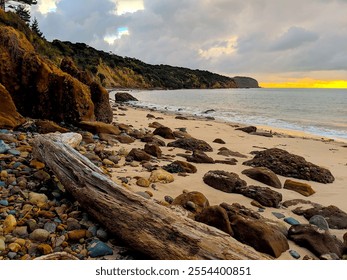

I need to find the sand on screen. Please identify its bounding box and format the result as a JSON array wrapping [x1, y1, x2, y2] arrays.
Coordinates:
[[108, 103, 347, 260]]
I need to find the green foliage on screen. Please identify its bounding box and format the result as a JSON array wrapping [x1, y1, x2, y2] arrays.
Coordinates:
[[30, 17, 43, 38], [14, 4, 30, 24]]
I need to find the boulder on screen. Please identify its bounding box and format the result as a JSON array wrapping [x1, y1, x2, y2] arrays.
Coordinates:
[[126, 148, 151, 162], [239, 185, 282, 208], [217, 147, 247, 158], [163, 161, 197, 174], [242, 167, 282, 189], [0, 83, 25, 129], [283, 179, 315, 197], [168, 138, 213, 152], [243, 148, 334, 183], [35, 120, 69, 134], [195, 206, 233, 235], [203, 170, 247, 193], [0, 26, 96, 124], [186, 150, 215, 163], [149, 169, 174, 184], [235, 126, 257, 134], [78, 121, 121, 135], [288, 224, 344, 259], [230, 215, 289, 258], [172, 191, 210, 214], [144, 143, 162, 158], [141, 136, 166, 147], [153, 126, 175, 139], [292, 205, 347, 229], [213, 138, 226, 144], [309, 215, 329, 230], [114, 92, 138, 102]]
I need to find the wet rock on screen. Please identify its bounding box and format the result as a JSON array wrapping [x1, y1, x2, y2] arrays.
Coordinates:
[[88, 240, 113, 258], [289, 249, 301, 259], [242, 167, 282, 189], [309, 215, 329, 230], [34, 120, 69, 134], [213, 138, 226, 144], [30, 229, 50, 242], [288, 224, 344, 259], [239, 185, 282, 208], [173, 130, 191, 139], [168, 137, 213, 152], [293, 205, 347, 229], [136, 177, 150, 188], [272, 212, 285, 219], [235, 126, 257, 134], [203, 170, 247, 193], [153, 126, 175, 139], [126, 148, 151, 162], [186, 150, 215, 163], [0, 199, 8, 206], [217, 147, 247, 158], [144, 143, 162, 158], [163, 161, 197, 174], [78, 121, 121, 135], [283, 179, 315, 197], [149, 169, 174, 184], [114, 92, 138, 102], [164, 196, 174, 204], [141, 136, 166, 147], [3, 214, 17, 234], [284, 217, 301, 226], [172, 191, 210, 213], [96, 229, 108, 241], [243, 148, 334, 184]]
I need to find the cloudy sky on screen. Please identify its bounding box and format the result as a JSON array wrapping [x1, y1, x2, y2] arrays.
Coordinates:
[[31, 0, 347, 87]]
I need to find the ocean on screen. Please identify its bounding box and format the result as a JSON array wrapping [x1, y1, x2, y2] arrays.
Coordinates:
[[113, 88, 347, 141]]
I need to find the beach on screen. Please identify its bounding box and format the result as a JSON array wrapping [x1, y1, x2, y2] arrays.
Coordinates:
[[108, 100, 347, 260]]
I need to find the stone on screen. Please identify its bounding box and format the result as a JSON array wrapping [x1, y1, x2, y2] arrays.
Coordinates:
[[203, 170, 247, 193], [186, 150, 215, 163], [35, 120, 69, 134], [28, 192, 48, 207], [88, 240, 113, 258], [30, 159, 45, 170], [144, 143, 162, 158], [67, 218, 82, 231], [288, 224, 344, 259], [0, 199, 8, 206], [163, 161, 197, 174], [164, 196, 174, 204], [284, 217, 301, 225], [148, 122, 164, 129], [3, 214, 17, 234], [136, 177, 150, 188], [243, 148, 334, 184], [235, 126, 257, 133], [7, 252, 17, 259], [213, 138, 226, 144], [126, 148, 151, 162], [8, 243, 21, 253], [68, 229, 87, 241], [37, 244, 53, 255], [136, 191, 151, 199], [30, 229, 50, 242], [96, 229, 108, 241], [44, 222, 57, 233], [217, 147, 248, 158], [8, 149, 20, 156], [33, 170, 51, 181], [172, 191, 210, 213], [0, 140, 11, 154], [293, 205, 347, 229], [309, 215, 329, 230], [283, 179, 315, 197], [141, 136, 166, 147], [239, 185, 283, 208], [344, 232, 347, 247], [114, 92, 138, 102], [241, 167, 282, 189], [272, 212, 285, 219], [320, 253, 340, 260], [289, 249, 301, 259], [168, 137, 213, 152], [153, 126, 175, 139], [46, 132, 83, 148], [78, 121, 121, 135], [149, 169, 174, 184], [195, 205, 233, 235], [12, 226, 28, 237], [231, 215, 289, 258], [0, 239, 5, 251]]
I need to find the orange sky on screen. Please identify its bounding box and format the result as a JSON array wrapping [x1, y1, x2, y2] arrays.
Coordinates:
[[260, 79, 347, 88]]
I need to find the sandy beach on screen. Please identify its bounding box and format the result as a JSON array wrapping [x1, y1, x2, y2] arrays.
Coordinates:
[[108, 101, 347, 260]]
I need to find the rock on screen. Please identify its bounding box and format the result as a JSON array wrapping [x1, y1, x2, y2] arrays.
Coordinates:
[[33, 170, 51, 181], [243, 148, 334, 184], [203, 170, 247, 193], [344, 232, 347, 247], [289, 249, 301, 259], [96, 229, 108, 241], [284, 217, 301, 225], [217, 147, 247, 158], [78, 121, 121, 135], [8, 243, 21, 253], [144, 143, 162, 158], [293, 205, 347, 229], [37, 244, 53, 255], [288, 224, 344, 259], [233, 76, 260, 88], [34, 120, 69, 134], [241, 167, 282, 189], [114, 92, 138, 102], [213, 138, 226, 144], [0, 140, 11, 154], [168, 137, 213, 152], [12, 226, 28, 237], [141, 136, 166, 147], [115, 134, 135, 144], [186, 150, 215, 163], [272, 212, 285, 219], [0, 83, 25, 129], [320, 253, 340, 260], [136, 177, 150, 188], [30, 229, 50, 242], [67, 218, 82, 231], [44, 132, 83, 148], [235, 126, 257, 134], [309, 215, 329, 230], [0, 199, 8, 206], [173, 130, 191, 139], [30, 159, 45, 170], [283, 179, 315, 197], [88, 240, 113, 258], [28, 192, 48, 207], [153, 126, 175, 139], [136, 191, 151, 199], [44, 222, 57, 233], [68, 229, 87, 241], [164, 196, 174, 204], [195, 205, 233, 235], [231, 215, 289, 258], [3, 214, 17, 234], [126, 148, 151, 162], [149, 169, 174, 184], [239, 185, 282, 208], [0, 239, 5, 251], [163, 161, 197, 174], [172, 191, 210, 213]]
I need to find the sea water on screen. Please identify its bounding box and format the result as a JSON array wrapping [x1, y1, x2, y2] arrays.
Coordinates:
[[113, 88, 347, 141]]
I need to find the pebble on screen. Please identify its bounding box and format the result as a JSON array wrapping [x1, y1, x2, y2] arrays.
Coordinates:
[[284, 217, 301, 225], [88, 240, 113, 258], [68, 229, 87, 241], [96, 229, 108, 241], [136, 177, 150, 188], [309, 215, 329, 230], [0, 181, 5, 187], [7, 252, 17, 259], [29, 229, 50, 242], [13, 226, 28, 237], [289, 249, 301, 259], [37, 244, 53, 255], [0, 140, 10, 153], [164, 196, 174, 204], [44, 222, 57, 233], [272, 212, 285, 219], [8, 149, 21, 156], [33, 170, 51, 181], [30, 159, 45, 170], [67, 218, 81, 231], [28, 192, 48, 207], [3, 214, 17, 234], [88, 226, 98, 237], [0, 239, 5, 251], [0, 200, 9, 206]]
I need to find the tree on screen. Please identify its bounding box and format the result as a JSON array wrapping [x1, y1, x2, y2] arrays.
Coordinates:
[[3, 1, 37, 11], [14, 4, 30, 23], [31, 17, 44, 38]]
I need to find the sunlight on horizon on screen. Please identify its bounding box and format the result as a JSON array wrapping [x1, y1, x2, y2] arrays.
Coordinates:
[[260, 79, 347, 89]]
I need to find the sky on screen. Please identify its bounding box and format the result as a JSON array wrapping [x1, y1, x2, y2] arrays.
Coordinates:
[[30, 0, 347, 88]]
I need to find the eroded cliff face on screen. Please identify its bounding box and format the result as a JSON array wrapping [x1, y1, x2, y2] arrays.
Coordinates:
[[0, 25, 112, 125], [233, 76, 260, 88]]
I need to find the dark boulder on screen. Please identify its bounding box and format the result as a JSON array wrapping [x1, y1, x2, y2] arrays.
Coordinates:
[[239, 185, 282, 208], [35, 120, 69, 134], [186, 150, 215, 163], [243, 148, 334, 183], [78, 121, 121, 135], [172, 191, 210, 214], [141, 135, 166, 147], [203, 170, 246, 193], [241, 167, 282, 189], [288, 224, 344, 259], [153, 126, 175, 139], [235, 126, 257, 134], [168, 138, 213, 152], [163, 161, 197, 174], [114, 92, 138, 102], [126, 148, 151, 162], [144, 143, 162, 158], [217, 147, 247, 158]]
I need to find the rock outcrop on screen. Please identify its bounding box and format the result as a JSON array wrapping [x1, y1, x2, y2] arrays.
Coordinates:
[[242, 167, 282, 189], [233, 76, 260, 88]]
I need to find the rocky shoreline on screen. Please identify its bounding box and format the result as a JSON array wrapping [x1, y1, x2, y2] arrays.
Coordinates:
[[1, 93, 347, 260]]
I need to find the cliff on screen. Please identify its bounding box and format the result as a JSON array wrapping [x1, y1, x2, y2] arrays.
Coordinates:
[[233, 76, 260, 88]]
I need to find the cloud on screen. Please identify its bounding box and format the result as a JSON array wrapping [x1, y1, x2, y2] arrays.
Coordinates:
[[31, 0, 347, 83]]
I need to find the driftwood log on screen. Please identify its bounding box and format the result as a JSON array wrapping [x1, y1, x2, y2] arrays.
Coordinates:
[[33, 133, 272, 260]]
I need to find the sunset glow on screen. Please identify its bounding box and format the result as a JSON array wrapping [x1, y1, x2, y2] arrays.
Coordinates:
[[260, 79, 347, 89]]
